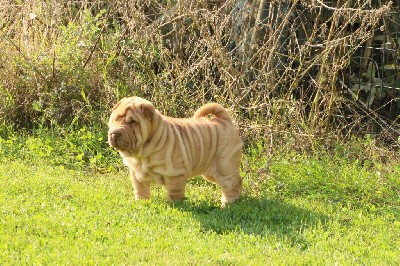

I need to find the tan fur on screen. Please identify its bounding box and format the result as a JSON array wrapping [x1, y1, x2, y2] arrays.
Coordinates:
[[108, 96, 243, 205]]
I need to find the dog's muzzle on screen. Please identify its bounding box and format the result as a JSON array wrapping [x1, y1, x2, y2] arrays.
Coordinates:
[[108, 127, 132, 150]]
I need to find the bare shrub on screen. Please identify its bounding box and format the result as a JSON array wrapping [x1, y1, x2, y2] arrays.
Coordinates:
[[0, 0, 398, 150]]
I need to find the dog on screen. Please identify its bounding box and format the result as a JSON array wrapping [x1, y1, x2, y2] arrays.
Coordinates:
[[108, 96, 243, 205]]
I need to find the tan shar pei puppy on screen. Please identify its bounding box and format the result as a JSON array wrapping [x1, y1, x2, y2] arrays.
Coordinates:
[[108, 96, 243, 205]]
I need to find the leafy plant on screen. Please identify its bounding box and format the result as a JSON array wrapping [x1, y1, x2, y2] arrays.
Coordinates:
[[0, 127, 120, 172]]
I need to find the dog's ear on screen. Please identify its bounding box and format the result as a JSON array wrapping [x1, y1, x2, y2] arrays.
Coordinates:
[[112, 100, 122, 111], [140, 103, 155, 120]]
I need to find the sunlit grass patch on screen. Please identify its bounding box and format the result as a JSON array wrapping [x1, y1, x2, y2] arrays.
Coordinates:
[[1, 148, 399, 264]]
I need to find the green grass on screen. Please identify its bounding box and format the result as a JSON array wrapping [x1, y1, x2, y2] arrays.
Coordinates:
[[0, 133, 399, 265]]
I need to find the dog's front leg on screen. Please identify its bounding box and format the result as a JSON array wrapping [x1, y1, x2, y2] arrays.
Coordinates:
[[164, 176, 187, 202], [129, 170, 151, 200]]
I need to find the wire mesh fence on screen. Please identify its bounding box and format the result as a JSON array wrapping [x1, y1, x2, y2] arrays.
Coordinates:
[[346, 4, 399, 113]]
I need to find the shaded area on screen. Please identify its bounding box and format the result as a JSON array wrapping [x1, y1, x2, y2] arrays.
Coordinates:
[[172, 196, 329, 249]]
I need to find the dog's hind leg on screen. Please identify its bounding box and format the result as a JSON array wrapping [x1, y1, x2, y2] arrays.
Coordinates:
[[203, 172, 242, 206], [218, 173, 242, 206], [215, 145, 243, 205]]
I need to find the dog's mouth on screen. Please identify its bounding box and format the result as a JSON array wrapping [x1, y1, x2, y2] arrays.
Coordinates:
[[108, 136, 127, 150]]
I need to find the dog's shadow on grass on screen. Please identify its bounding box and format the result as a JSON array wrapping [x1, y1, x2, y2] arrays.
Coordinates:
[[172, 196, 329, 247]]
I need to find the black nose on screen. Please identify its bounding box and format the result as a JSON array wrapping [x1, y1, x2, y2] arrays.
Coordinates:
[[110, 132, 120, 140]]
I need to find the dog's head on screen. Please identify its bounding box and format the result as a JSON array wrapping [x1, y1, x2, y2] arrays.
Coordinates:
[[108, 96, 155, 154]]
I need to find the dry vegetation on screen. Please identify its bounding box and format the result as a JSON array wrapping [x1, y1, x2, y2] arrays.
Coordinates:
[[0, 0, 399, 151]]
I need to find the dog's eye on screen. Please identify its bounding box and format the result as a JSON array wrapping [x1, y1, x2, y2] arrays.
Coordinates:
[[127, 118, 137, 125], [124, 117, 132, 124]]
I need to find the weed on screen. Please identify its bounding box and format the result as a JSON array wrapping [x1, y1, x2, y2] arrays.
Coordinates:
[[1, 1, 399, 149], [0, 126, 120, 172]]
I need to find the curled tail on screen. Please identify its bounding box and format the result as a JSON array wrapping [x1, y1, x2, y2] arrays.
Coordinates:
[[193, 103, 232, 122]]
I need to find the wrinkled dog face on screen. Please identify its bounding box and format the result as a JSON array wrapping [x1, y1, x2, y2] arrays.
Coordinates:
[[108, 97, 154, 153]]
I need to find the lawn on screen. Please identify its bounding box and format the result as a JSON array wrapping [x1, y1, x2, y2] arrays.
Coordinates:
[[0, 133, 399, 265]]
